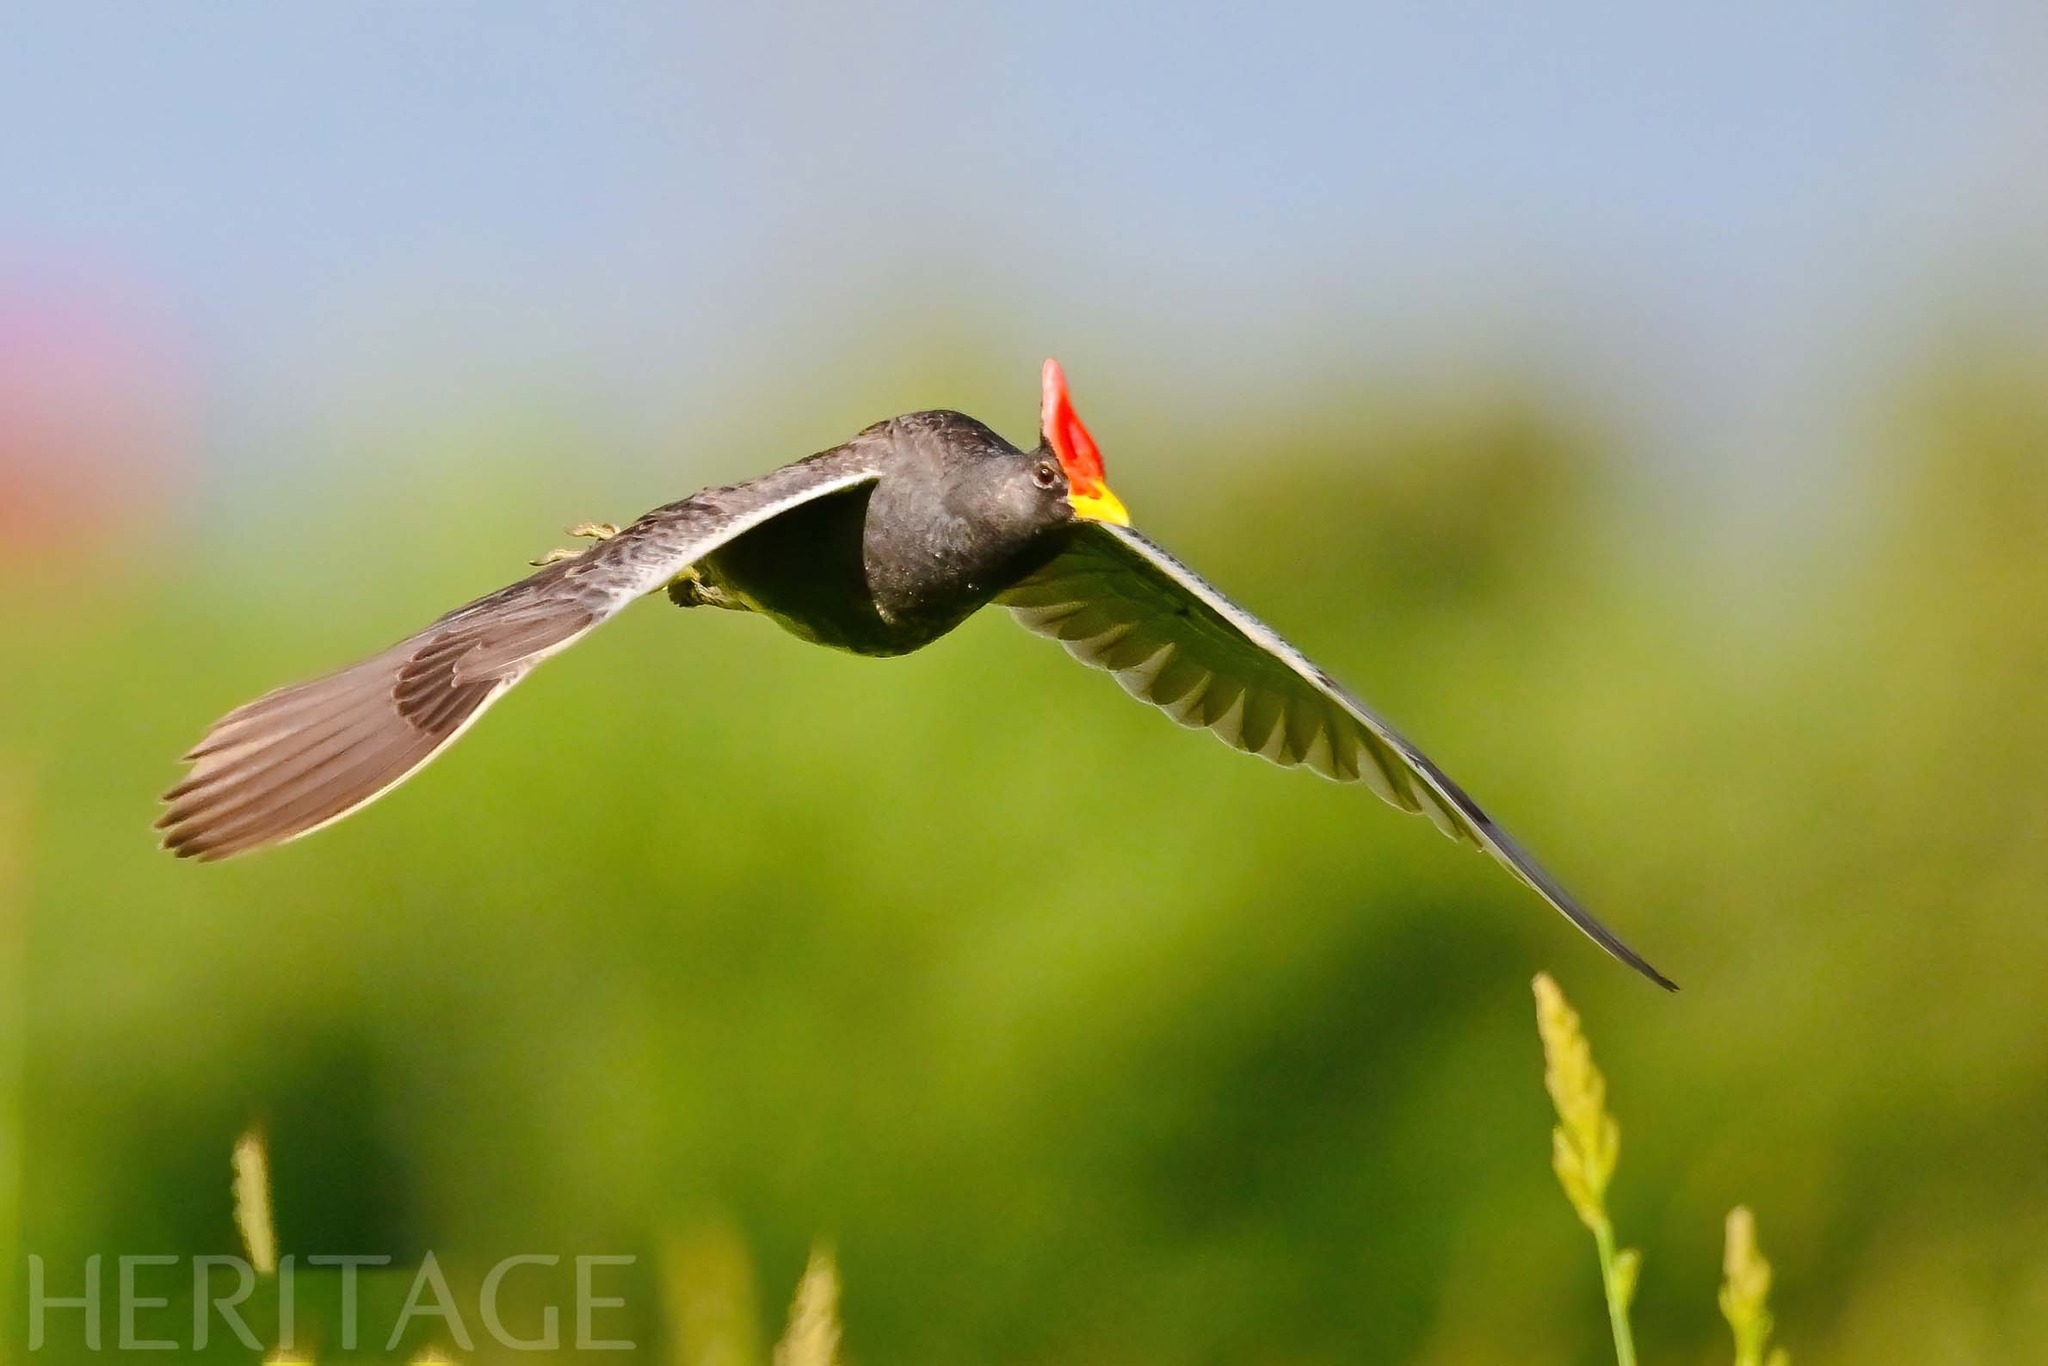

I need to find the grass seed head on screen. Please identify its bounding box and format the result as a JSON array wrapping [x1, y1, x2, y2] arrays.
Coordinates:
[[774, 1244, 841, 1366], [232, 1126, 278, 1276], [1721, 1206, 1788, 1366], [1534, 972, 1620, 1229]]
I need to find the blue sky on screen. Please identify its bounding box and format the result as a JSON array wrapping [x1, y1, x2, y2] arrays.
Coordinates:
[[3, 2, 2044, 499]]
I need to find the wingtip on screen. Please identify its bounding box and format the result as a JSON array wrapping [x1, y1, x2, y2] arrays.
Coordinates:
[[157, 826, 236, 862], [1610, 940, 1679, 992], [156, 821, 198, 858], [155, 786, 228, 861]]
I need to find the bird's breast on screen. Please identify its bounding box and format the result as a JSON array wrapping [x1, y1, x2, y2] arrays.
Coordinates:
[[691, 481, 984, 657]]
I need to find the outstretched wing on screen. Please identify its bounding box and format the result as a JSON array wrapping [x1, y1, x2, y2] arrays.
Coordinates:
[[1000, 521, 1674, 990], [159, 455, 881, 860]]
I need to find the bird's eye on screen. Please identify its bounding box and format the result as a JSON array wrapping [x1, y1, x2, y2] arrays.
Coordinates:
[[1033, 461, 1061, 490]]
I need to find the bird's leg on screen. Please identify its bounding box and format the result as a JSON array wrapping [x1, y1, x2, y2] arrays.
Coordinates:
[[667, 565, 739, 610], [530, 521, 623, 567]]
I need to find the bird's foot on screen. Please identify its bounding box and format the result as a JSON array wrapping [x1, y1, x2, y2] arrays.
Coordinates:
[[667, 566, 737, 610], [531, 521, 623, 567]]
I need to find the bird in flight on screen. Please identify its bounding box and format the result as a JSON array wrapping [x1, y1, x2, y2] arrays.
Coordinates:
[[160, 360, 1673, 989]]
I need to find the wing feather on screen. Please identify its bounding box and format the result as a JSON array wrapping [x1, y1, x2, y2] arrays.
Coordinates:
[[160, 455, 881, 859], [1002, 521, 1674, 990]]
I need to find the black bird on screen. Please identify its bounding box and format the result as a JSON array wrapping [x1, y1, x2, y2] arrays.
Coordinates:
[[160, 361, 1673, 989]]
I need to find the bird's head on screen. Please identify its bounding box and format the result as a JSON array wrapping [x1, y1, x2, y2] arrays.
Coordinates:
[[1040, 358, 1130, 526]]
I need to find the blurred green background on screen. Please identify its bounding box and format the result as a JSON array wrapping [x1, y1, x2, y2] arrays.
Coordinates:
[[5, 4, 2048, 1363]]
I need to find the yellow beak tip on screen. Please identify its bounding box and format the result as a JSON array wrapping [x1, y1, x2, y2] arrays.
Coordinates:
[[1071, 486, 1131, 526]]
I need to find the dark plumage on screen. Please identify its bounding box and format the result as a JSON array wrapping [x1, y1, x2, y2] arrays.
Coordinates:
[[676, 410, 1071, 654], [159, 360, 1674, 990]]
